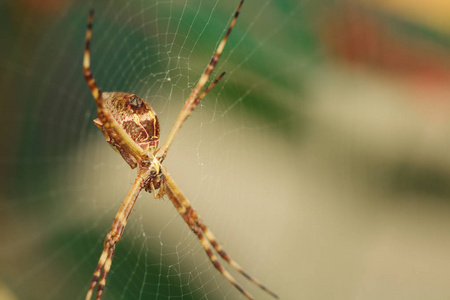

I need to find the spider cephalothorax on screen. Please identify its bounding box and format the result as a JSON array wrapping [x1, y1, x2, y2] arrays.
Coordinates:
[[83, 1, 278, 300], [93, 92, 160, 168]]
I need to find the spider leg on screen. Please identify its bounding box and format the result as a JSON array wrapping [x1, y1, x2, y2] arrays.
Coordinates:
[[197, 219, 279, 298], [85, 236, 116, 300], [192, 72, 226, 109], [83, 10, 147, 162], [156, 0, 244, 161], [192, 225, 255, 300], [151, 180, 166, 199], [85, 169, 150, 300], [96, 242, 115, 300], [155, 175, 167, 198], [161, 166, 277, 300], [85, 246, 109, 300]]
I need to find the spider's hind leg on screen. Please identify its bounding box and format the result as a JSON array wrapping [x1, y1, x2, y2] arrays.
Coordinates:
[[197, 219, 279, 298], [191, 224, 255, 300], [162, 167, 278, 299]]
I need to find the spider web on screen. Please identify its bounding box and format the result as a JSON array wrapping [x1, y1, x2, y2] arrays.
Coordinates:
[[1, 0, 310, 299], [4, 1, 450, 300]]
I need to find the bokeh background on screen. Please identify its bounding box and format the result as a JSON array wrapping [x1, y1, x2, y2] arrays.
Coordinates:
[[2, 0, 450, 299]]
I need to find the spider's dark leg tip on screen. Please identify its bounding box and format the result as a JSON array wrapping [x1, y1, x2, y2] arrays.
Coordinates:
[[87, 10, 94, 28], [87, 9, 94, 30]]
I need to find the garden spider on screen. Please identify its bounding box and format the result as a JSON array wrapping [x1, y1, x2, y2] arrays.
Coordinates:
[[83, 1, 277, 299]]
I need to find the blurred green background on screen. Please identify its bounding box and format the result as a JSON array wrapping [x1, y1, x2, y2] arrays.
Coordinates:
[[2, 0, 450, 299]]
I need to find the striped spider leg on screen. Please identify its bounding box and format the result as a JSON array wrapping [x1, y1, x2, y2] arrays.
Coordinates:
[[154, 0, 243, 163], [83, 1, 278, 299], [161, 166, 279, 299]]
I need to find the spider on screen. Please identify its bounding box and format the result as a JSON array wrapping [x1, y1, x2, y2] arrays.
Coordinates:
[[83, 1, 277, 299]]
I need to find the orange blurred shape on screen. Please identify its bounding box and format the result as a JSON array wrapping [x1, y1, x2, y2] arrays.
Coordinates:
[[320, 6, 450, 91], [19, 0, 68, 15]]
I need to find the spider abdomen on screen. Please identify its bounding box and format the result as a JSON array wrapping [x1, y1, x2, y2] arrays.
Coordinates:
[[94, 92, 160, 168]]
